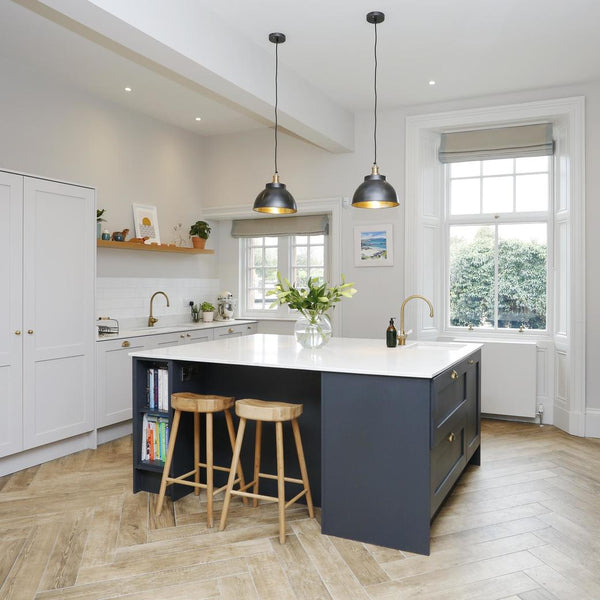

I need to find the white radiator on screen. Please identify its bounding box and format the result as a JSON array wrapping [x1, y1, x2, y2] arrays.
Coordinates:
[[479, 340, 537, 418]]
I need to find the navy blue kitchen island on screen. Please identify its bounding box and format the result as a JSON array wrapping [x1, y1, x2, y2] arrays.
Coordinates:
[[131, 334, 481, 555]]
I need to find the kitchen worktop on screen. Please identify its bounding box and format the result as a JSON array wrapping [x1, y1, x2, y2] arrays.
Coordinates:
[[130, 333, 482, 379], [97, 319, 257, 341]]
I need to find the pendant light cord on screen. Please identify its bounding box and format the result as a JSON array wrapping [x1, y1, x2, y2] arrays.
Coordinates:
[[373, 20, 378, 167], [274, 40, 279, 175]]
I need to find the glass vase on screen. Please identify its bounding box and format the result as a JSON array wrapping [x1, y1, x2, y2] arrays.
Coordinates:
[[294, 312, 332, 349]]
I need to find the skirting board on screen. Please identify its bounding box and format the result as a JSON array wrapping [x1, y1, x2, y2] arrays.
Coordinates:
[[0, 431, 97, 477], [97, 420, 132, 445], [585, 408, 600, 438]]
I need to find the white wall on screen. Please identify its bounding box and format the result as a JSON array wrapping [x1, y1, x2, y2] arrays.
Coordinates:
[[203, 80, 600, 419], [0, 55, 216, 281]]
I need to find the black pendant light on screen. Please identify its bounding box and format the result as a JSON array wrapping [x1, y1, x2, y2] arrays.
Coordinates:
[[253, 32, 297, 214], [352, 11, 399, 209]]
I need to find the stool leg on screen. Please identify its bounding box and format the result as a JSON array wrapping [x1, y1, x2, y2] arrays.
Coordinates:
[[206, 412, 214, 527], [156, 409, 181, 516], [219, 417, 246, 532], [194, 411, 200, 496], [275, 421, 286, 544], [252, 421, 262, 508], [292, 418, 314, 519], [224, 409, 248, 506]]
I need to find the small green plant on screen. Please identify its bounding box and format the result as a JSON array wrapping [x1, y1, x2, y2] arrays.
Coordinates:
[[201, 301, 215, 312], [189, 220, 211, 239], [97, 208, 106, 222], [191, 303, 200, 316]]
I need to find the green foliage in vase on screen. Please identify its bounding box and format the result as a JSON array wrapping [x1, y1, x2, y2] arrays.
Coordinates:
[[97, 208, 106, 222], [267, 273, 357, 322]]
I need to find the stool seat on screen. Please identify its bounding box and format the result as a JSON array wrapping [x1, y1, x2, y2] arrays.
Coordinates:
[[171, 392, 234, 413], [235, 398, 303, 422]]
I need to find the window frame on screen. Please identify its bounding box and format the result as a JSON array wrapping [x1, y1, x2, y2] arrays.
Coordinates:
[[443, 157, 554, 336], [240, 233, 329, 319]]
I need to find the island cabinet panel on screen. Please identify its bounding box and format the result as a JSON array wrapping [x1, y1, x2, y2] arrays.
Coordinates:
[[321, 349, 481, 555], [321, 373, 432, 556]]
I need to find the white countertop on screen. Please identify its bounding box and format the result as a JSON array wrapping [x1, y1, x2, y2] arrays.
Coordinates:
[[96, 319, 257, 341], [130, 334, 482, 379]]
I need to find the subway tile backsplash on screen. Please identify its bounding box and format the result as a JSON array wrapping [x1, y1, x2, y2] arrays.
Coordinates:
[[96, 277, 221, 328]]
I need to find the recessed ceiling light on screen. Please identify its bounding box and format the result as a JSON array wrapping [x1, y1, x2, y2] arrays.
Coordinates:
[[428, 80, 436, 86], [195, 117, 202, 121], [124, 87, 132, 92]]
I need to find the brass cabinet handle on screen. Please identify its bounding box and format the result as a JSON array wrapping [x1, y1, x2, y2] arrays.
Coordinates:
[[180, 334, 185, 338], [186, 333, 191, 338], [15, 330, 21, 335], [448, 432, 456, 443], [450, 370, 458, 380], [121, 340, 130, 348], [228, 328, 234, 334], [27, 329, 34, 335], [468, 360, 474, 365]]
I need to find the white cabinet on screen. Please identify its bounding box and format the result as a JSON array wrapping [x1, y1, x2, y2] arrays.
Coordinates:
[[214, 322, 257, 339], [0, 172, 95, 457]]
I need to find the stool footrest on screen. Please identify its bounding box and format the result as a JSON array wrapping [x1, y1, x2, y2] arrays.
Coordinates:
[[285, 489, 307, 509], [228, 489, 279, 503], [258, 472, 303, 485]]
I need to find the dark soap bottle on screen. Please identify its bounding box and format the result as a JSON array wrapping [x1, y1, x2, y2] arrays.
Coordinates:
[[386, 318, 397, 347]]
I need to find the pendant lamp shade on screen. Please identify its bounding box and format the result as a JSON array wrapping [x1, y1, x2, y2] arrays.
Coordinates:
[[352, 11, 398, 209], [253, 32, 297, 214]]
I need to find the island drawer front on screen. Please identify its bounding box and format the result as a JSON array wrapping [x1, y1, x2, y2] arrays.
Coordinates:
[[430, 408, 467, 516], [431, 361, 469, 443]]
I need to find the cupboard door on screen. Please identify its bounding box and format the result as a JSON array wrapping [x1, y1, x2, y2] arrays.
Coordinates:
[[96, 338, 145, 427], [22, 178, 95, 448], [0, 172, 23, 457]]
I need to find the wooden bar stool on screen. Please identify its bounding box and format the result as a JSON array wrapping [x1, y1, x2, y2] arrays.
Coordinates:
[[219, 398, 314, 544], [156, 392, 247, 527]]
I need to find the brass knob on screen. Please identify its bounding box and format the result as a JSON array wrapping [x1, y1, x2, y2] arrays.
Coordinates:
[[121, 340, 130, 348], [468, 359, 474, 365], [186, 333, 191, 338], [27, 329, 34, 335], [448, 432, 456, 443], [180, 334, 185, 338], [15, 330, 21, 335], [228, 328, 234, 333], [450, 370, 458, 380]]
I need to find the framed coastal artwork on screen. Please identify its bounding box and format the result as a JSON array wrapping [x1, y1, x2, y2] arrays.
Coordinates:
[[132, 204, 161, 244], [354, 224, 394, 267]]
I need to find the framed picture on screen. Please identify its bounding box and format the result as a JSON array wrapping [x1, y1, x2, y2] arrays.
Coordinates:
[[132, 204, 161, 244], [354, 223, 394, 266]]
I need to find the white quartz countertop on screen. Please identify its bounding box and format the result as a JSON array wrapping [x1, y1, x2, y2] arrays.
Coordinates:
[[130, 334, 482, 379], [96, 319, 257, 341]]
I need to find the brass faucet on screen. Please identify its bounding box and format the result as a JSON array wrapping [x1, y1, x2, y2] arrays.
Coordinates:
[[148, 291, 170, 327], [398, 294, 434, 346]]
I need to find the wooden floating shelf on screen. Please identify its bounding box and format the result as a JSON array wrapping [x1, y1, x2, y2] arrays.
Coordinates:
[[97, 240, 214, 254]]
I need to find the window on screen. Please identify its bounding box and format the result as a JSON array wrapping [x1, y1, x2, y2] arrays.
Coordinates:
[[446, 156, 550, 331], [242, 234, 327, 316]]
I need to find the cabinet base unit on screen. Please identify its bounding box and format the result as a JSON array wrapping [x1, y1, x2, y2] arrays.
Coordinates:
[[130, 336, 481, 554]]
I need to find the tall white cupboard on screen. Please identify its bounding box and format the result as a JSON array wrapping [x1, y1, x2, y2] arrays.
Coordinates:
[[0, 170, 95, 460]]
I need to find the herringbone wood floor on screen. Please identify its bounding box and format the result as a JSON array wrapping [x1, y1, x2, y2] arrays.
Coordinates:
[[1, 419, 599, 599]]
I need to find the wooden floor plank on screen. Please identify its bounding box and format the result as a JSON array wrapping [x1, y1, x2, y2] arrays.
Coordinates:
[[0, 421, 594, 599]]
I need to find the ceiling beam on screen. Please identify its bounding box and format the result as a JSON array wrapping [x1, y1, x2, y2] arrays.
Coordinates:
[[36, 0, 354, 153]]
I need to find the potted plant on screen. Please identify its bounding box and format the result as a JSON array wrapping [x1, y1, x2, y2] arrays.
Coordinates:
[[97, 208, 106, 239], [201, 301, 215, 322], [189, 220, 211, 249], [268, 273, 357, 349]]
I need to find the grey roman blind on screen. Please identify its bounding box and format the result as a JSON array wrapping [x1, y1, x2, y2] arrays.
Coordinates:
[[438, 123, 554, 164], [231, 214, 329, 238]]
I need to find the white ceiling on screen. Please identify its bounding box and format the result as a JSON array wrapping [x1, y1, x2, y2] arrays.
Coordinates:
[[4, 0, 600, 144]]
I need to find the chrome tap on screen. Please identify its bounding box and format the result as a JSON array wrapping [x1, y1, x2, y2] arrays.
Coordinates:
[[398, 295, 434, 346], [148, 291, 170, 327]]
